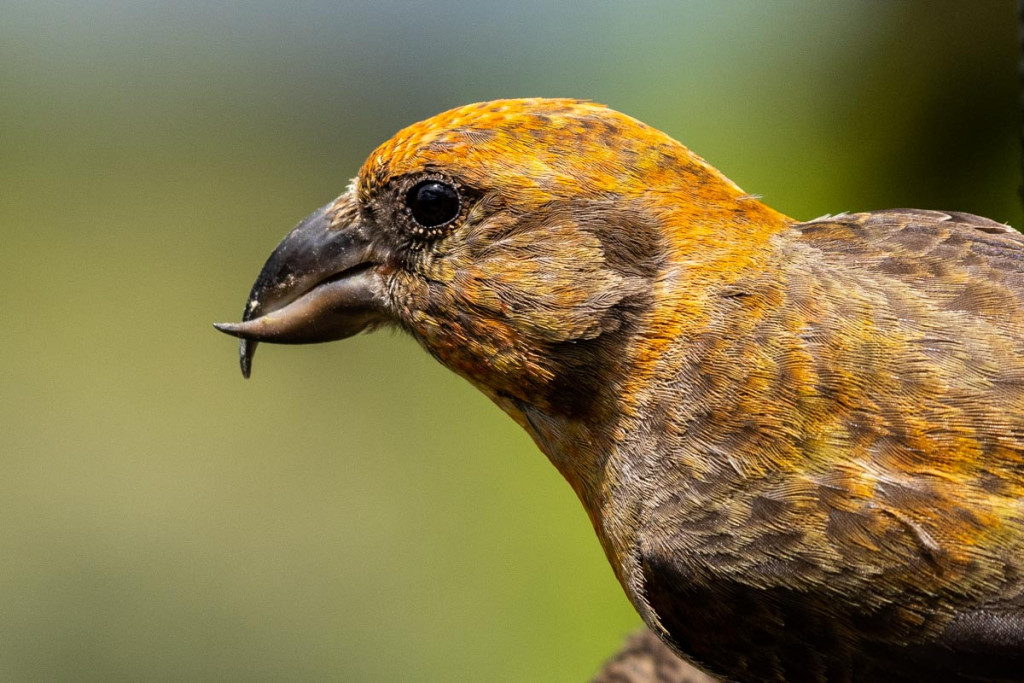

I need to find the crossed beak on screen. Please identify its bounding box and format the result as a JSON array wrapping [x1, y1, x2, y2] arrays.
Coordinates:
[[214, 192, 387, 378]]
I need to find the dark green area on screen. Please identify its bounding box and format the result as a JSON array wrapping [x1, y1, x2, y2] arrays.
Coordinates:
[[1, 1, 1018, 680]]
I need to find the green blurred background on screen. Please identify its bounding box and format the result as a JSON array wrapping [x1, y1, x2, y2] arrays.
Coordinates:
[[1, 1, 1019, 680]]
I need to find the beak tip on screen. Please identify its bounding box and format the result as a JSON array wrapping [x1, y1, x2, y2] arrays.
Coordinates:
[[213, 322, 256, 378], [240, 339, 256, 379]]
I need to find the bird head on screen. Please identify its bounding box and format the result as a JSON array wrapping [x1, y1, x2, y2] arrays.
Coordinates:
[[216, 99, 790, 421]]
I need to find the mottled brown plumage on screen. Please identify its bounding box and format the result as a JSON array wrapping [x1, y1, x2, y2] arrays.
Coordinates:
[[216, 99, 1024, 682]]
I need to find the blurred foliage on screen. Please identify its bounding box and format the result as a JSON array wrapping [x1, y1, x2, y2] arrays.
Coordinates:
[[0, 1, 1019, 680]]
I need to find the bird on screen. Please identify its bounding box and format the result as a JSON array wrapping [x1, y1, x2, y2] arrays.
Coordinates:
[[215, 98, 1024, 682]]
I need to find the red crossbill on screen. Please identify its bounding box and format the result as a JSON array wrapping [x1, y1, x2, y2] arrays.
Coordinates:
[[216, 99, 1024, 682]]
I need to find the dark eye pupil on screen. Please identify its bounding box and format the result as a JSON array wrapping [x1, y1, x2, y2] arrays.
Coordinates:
[[406, 180, 460, 229]]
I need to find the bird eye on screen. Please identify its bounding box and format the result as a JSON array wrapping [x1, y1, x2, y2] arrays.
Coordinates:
[[405, 180, 461, 230]]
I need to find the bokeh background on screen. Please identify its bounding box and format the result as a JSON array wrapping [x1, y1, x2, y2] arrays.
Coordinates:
[[2, 1, 1020, 680]]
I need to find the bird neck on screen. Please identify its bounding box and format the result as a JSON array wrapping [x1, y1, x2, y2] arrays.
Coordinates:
[[488, 190, 795, 601]]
